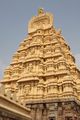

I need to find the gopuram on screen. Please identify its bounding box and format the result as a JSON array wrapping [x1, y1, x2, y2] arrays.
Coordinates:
[[1, 9, 80, 120]]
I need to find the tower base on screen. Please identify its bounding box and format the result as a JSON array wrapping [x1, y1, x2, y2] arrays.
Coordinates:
[[26, 101, 80, 120]]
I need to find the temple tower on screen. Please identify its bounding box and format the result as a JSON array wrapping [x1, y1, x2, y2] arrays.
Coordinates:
[[1, 9, 80, 120]]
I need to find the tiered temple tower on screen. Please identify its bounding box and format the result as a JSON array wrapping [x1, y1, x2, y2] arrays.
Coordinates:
[[1, 9, 80, 120]]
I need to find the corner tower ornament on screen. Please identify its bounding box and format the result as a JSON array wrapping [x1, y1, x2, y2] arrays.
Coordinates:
[[1, 9, 80, 120]]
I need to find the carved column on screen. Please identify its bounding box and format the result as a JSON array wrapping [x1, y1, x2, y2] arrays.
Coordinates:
[[31, 105, 37, 120], [58, 103, 63, 120], [43, 109, 47, 120], [36, 104, 43, 120], [47, 103, 58, 120]]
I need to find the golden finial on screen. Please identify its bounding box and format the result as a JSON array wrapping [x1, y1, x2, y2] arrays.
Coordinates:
[[38, 8, 44, 15]]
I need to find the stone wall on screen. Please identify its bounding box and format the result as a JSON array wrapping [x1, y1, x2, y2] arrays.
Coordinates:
[[26, 101, 80, 120]]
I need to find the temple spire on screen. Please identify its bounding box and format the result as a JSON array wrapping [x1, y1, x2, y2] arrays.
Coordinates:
[[1, 11, 80, 120]]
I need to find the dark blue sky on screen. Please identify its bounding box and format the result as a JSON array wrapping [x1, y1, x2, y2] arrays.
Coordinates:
[[0, 0, 80, 79]]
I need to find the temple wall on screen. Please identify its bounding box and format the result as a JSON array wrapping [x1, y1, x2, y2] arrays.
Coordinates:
[[26, 101, 80, 120]]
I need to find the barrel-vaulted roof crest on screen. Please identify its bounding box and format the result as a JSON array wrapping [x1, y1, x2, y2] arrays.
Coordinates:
[[28, 8, 53, 33]]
